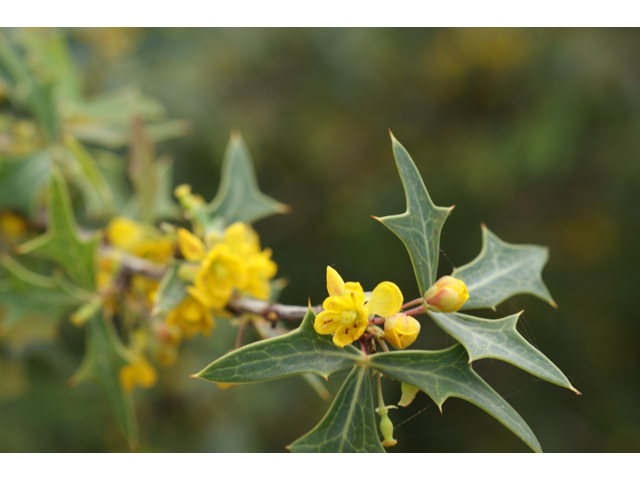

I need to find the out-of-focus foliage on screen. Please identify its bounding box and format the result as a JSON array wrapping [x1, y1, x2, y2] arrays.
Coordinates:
[[1, 28, 639, 453]]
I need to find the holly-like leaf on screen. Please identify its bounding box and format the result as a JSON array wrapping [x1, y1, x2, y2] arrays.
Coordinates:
[[17, 169, 99, 291], [151, 261, 187, 318], [288, 365, 384, 453], [0, 151, 51, 217], [193, 309, 362, 384], [62, 86, 189, 149], [375, 134, 453, 297], [368, 344, 542, 452], [208, 132, 289, 226], [428, 310, 579, 393], [69, 315, 139, 449], [0, 253, 83, 335], [452, 224, 555, 310]]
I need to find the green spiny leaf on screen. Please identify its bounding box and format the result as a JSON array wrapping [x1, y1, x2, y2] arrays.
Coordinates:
[[208, 132, 289, 226], [368, 344, 542, 452], [452, 224, 556, 310], [17, 168, 99, 291], [0, 253, 83, 335], [428, 310, 579, 393], [375, 134, 453, 296], [288, 365, 384, 453], [70, 315, 139, 449], [194, 309, 362, 384]]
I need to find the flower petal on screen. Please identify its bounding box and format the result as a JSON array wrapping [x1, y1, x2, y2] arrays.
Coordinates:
[[313, 311, 341, 335], [326, 266, 345, 297], [178, 228, 205, 261], [367, 281, 403, 318], [333, 324, 356, 347]]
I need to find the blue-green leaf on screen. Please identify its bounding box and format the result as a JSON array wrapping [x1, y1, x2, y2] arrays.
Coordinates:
[[375, 134, 453, 296], [452, 224, 555, 310], [194, 309, 362, 384], [288, 365, 384, 453], [17, 169, 99, 291], [428, 310, 579, 393], [208, 132, 289, 226], [368, 344, 542, 452]]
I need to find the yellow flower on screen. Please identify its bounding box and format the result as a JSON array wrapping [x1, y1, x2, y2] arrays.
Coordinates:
[[224, 222, 260, 257], [243, 249, 277, 300], [106, 217, 174, 265], [423, 276, 469, 313], [384, 313, 421, 350], [0, 211, 27, 244], [178, 228, 206, 261], [314, 266, 403, 348], [194, 243, 247, 309], [166, 287, 216, 339], [119, 355, 157, 392], [107, 217, 145, 251]]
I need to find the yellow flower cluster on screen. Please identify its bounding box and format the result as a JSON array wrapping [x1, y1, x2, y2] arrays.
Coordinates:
[[178, 222, 277, 309], [151, 222, 276, 369], [106, 217, 175, 309], [314, 267, 404, 348]]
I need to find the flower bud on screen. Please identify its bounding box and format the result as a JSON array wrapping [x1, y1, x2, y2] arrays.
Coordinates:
[[384, 313, 421, 350], [378, 408, 397, 447], [423, 276, 469, 313]]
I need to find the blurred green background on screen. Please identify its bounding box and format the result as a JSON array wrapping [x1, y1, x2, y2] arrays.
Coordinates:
[[1, 27, 639, 452]]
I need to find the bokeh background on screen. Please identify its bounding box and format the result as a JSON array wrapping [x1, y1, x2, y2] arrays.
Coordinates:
[[1, 27, 639, 452]]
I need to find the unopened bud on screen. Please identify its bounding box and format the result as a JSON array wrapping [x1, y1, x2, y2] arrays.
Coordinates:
[[377, 407, 397, 447], [423, 276, 469, 313], [384, 313, 421, 350]]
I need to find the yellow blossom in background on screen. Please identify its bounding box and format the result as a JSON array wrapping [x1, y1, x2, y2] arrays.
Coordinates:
[[243, 249, 277, 300], [178, 228, 205, 261], [119, 355, 157, 392], [0, 211, 27, 244], [314, 266, 403, 348], [166, 288, 216, 340], [106, 217, 174, 265], [194, 243, 246, 309], [423, 276, 469, 313], [384, 313, 421, 350]]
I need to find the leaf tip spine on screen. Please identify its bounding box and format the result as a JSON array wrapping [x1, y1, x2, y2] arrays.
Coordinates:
[[570, 386, 582, 396], [277, 204, 293, 214], [550, 300, 559, 309]]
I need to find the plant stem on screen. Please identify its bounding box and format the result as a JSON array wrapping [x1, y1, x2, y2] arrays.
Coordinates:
[[235, 319, 249, 349], [401, 297, 423, 309]]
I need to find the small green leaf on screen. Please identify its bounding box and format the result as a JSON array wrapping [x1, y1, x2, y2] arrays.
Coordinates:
[[375, 134, 453, 296], [0, 253, 83, 335], [452, 224, 556, 310], [289, 365, 385, 453], [0, 151, 51, 217], [152, 261, 188, 318], [70, 315, 139, 449], [428, 310, 579, 393], [17, 169, 99, 291], [208, 132, 289, 226], [398, 382, 420, 407], [194, 309, 362, 384], [368, 344, 542, 452]]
